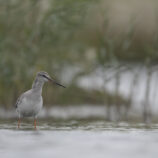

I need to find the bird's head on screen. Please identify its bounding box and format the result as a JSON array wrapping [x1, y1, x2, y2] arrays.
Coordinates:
[[37, 71, 66, 88]]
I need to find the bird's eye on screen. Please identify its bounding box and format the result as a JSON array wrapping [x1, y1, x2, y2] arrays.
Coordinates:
[[42, 74, 49, 80]]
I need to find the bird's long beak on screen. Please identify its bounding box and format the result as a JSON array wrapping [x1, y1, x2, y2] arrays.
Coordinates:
[[48, 77, 66, 88]]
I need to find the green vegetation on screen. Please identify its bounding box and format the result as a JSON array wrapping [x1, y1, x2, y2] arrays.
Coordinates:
[[0, 0, 158, 121]]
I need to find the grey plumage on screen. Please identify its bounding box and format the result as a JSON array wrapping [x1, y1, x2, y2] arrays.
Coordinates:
[[15, 71, 65, 129], [15, 95, 24, 109]]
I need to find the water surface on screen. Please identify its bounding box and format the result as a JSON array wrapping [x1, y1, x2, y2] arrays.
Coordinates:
[[0, 120, 158, 158]]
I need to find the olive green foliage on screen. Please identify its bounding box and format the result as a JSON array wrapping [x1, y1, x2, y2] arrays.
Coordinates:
[[0, 0, 92, 107], [0, 0, 158, 115]]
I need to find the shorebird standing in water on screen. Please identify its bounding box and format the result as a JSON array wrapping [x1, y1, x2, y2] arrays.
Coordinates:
[[15, 71, 65, 129]]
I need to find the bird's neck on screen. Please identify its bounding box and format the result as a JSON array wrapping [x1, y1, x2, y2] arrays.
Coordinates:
[[32, 78, 44, 94]]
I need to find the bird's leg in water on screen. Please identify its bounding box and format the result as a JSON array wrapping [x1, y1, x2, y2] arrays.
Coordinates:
[[18, 118, 21, 129], [34, 118, 37, 130]]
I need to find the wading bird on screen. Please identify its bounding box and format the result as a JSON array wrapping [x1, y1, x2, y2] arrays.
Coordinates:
[[15, 71, 65, 129]]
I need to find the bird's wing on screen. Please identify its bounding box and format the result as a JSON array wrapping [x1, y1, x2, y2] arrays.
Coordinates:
[[14, 93, 24, 109], [14, 90, 31, 109]]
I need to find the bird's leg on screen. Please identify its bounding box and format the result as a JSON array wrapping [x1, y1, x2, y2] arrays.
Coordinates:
[[18, 118, 21, 129], [34, 118, 37, 130]]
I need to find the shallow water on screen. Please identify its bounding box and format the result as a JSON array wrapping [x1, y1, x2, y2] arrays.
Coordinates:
[[0, 120, 158, 158]]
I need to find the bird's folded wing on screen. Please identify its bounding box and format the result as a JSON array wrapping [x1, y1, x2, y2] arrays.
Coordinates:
[[14, 94, 24, 109]]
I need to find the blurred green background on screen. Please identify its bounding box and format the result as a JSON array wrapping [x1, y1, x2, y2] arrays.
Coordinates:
[[1, 0, 158, 121]]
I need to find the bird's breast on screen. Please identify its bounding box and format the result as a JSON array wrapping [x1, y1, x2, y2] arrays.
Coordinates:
[[18, 96, 43, 117]]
